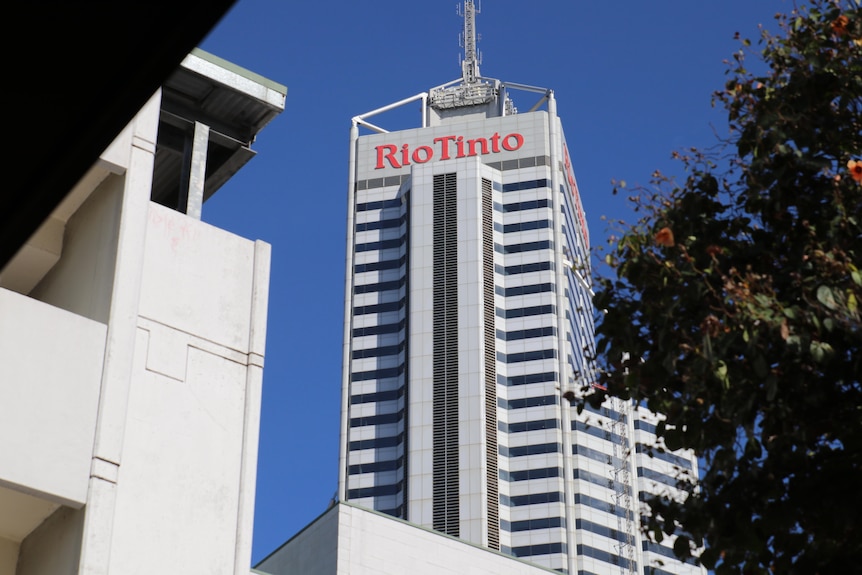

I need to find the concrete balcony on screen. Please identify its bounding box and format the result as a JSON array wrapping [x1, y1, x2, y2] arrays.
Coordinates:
[[0, 287, 106, 541]]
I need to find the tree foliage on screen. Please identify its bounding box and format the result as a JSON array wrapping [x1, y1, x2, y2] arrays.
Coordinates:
[[588, 1, 861, 573]]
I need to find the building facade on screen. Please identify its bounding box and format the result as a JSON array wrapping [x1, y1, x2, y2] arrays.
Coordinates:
[[337, 4, 703, 575], [0, 49, 284, 575]]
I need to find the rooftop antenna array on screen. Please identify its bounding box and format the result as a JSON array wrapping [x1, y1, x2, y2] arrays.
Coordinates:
[[458, 0, 481, 84], [429, 1, 497, 110]]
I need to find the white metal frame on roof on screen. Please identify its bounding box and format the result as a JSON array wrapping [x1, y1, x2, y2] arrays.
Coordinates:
[[351, 80, 553, 135]]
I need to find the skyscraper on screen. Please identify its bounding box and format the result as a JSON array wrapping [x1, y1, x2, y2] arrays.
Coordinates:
[[337, 4, 703, 574]]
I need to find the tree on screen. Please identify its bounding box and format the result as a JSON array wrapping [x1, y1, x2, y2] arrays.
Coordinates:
[[587, 1, 861, 573]]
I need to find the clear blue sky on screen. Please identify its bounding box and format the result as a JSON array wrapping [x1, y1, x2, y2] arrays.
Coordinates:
[[197, 0, 790, 564]]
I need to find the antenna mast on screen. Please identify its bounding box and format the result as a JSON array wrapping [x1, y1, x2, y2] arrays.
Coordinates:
[[429, 0, 497, 110], [461, 1, 480, 84]]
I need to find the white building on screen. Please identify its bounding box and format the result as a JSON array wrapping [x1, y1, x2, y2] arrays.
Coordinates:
[[0, 49, 285, 575], [326, 4, 704, 575]]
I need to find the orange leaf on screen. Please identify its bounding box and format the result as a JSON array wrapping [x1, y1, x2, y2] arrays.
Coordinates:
[[655, 227, 675, 247]]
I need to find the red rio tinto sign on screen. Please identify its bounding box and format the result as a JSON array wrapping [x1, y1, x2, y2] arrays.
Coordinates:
[[374, 132, 525, 169], [563, 144, 589, 251]]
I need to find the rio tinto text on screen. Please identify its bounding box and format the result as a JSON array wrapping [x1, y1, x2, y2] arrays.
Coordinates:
[[374, 132, 524, 169]]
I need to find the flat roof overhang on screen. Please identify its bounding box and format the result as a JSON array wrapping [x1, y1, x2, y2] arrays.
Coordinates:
[[1, 1, 237, 270]]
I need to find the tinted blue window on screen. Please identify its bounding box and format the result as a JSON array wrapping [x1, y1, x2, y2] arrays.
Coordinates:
[[496, 304, 555, 319], [356, 199, 402, 211]]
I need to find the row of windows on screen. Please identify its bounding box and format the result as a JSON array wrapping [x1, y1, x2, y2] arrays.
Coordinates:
[[575, 518, 626, 543], [348, 433, 403, 451], [495, 260, 554, 276], [354, 167, 548, 195], [500, 491, 561, 507], [353, 321, 555, 341], [572, 420, 629, 448], [574, 493, 633, 519], [497, 371, 557, 386], [349, 410, 404, 428], [354, 283, 557, 313], [634, 419, 658, 434], [352, 342, 405, 359], [510, 542, 566, 559], [575, 544, 636, 572], [499, 466, 561, 482], [497, 304, 555, 319], [356, 172, 553, 207], [351, 363, 406, 381], [495, 282, 554, 298], [495, 239, 553, 254], [350, 387, 404, 405], [637, 466, 688, 488], [356, 198, 402, 211], [635, 443, 694, 470], [496, 219, 553, 234], [355, 236, 406, 252], [495, 198, 551, 213], [348, 457, 404, 475], [497, 348, 557, 364], [574, 468, 633, 497], [498, 394, 557, 410], [573, 444, 624, 468], [502, 516, 564, 532], [346, 482, 401, 499], [502, 178, 551, 192], [355, 215, 405, 232], [354, 256, 406, 273], [582, 402, 627, 424], [497, 326, 555, 341], [353, 280, 554, 297], [353, 344, 560, 364], [352, 319, 405, 337], [357, 214, 555, 235], [353, 298, 405, 315], [499, 418, 559, 433], [500, 442, 561, 458], [485, 155, 550, 173], [354, 485, 633, 518]]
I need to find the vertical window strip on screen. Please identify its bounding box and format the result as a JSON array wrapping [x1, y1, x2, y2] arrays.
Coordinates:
[[432, 173, 460, 537], [482, 177, 500, 550]]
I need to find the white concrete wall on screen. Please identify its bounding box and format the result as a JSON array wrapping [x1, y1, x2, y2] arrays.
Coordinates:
[[29, 175, 124, 324], [0, 287, 106, 506], [257, 504, 558, 575], [16, 507, 84, 575], [105, 202, 269, 575]]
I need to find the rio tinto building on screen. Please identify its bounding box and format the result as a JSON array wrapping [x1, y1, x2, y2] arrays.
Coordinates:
[[337, 4, 702, 575]]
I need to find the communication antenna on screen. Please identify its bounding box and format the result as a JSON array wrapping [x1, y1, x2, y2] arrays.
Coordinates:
[[458, 1, 482, 84]]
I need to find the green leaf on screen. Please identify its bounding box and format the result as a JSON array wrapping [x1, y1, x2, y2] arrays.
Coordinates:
[[715, 361, 730, 389], [809, 341, 834, 364], [816, 285, 838, 310]]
